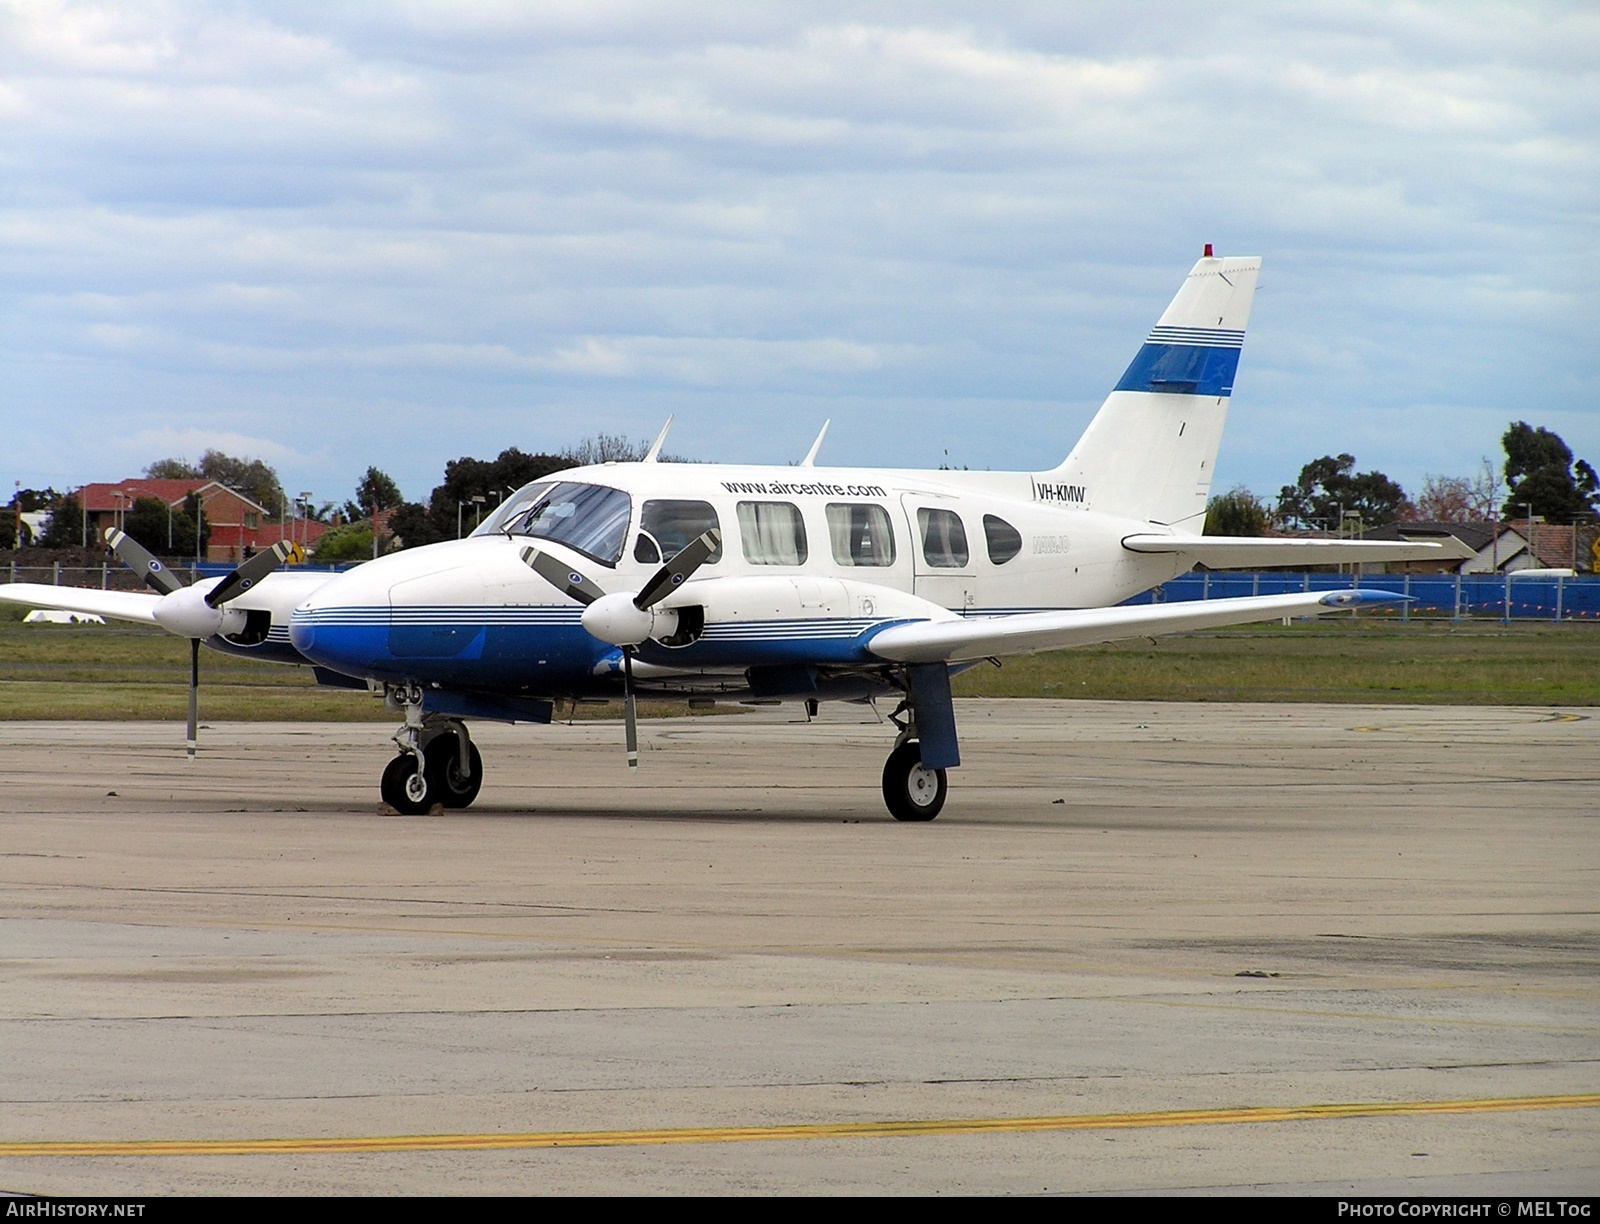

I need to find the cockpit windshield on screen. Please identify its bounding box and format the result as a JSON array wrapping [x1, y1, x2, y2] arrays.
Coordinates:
[[474, 480, 632, 566]]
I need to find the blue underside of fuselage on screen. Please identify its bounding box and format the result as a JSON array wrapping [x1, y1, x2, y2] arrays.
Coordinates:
[[289, 612, 900, 695]]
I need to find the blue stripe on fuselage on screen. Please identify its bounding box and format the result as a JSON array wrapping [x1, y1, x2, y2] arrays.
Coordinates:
[[290, 609, 909, 692], [1115, 342, 1241, 397]]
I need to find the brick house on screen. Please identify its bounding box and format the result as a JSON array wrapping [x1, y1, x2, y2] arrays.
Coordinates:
[[1362, 519, 1598, 574], [75, 479, 328, 562]]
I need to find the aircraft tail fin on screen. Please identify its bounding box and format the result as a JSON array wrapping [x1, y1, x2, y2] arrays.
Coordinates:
[[1042, 251, 1260, 531]]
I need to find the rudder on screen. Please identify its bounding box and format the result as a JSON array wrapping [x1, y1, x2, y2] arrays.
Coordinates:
[[1044, 252, 1260, 531]]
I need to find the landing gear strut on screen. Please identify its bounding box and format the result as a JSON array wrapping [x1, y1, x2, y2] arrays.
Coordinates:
[[379, 683, 483, 814]]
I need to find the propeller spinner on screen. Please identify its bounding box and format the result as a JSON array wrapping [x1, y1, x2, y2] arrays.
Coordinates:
[[105, 531, 305, 758], [522, 527, 720, 768]]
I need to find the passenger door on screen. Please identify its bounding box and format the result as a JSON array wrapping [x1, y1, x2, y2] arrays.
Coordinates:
[[900, 494, 976, 613]]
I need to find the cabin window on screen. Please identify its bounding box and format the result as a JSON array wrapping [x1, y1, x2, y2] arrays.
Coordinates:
[[639, 500, 723, 564], [494, 481, 631, 566], [918, 508, 969, 568], [825, 503, 896, 567], [736, 501, 807, 566], [983, 515, 1022, 564]]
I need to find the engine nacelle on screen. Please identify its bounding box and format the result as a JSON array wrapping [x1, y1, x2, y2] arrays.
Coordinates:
[[581, 592, 680, 647], [151, 585, 246, 640]]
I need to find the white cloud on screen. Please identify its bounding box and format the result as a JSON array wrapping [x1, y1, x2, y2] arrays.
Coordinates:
[[1, 1, 1595, 500], [119, 427, 309, 468]]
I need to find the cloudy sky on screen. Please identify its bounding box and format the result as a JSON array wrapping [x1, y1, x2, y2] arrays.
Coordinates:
[[3, 1, 1595, 509]]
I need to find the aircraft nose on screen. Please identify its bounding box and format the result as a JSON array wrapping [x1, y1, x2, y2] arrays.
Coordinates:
[[288, 559, 395, 673]]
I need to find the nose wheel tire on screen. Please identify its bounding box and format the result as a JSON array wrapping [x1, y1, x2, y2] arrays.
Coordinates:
[[381, 753, 434, 815], [882, 740, 946, 822], [424, 734, 483, 809]]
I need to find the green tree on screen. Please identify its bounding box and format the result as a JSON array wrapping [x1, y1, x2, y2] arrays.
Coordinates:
[[122, 495, 204, 557], [1204, 486, 1270, 536], [146, 451, 285, 513], [391, 433, 697, 551], [13, 487, 63, 513], [1501, 422, 1598, 524], [200, 449, 285, 514], [1277, 454, 1410, 531], [144, 458, 202, 480], [123, 497, 174, 555], [312, 521, 376, 563], [387, 502, 439, 550], [422, 446, 569, 542], [567, 432, 648, 466], [343, 467, 404, 523], [38, 495, 87, 548]]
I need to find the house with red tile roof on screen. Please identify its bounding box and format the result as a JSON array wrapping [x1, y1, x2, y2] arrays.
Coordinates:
[[74, 479, 328, 562]]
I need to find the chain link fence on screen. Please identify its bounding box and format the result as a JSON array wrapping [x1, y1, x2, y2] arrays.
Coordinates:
[[2, 560, 354, 594]]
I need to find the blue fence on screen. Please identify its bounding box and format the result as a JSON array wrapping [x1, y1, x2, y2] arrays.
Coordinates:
[[1124, 572, 1600, 621]]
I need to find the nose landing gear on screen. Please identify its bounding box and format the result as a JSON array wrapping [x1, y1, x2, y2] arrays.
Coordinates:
[[380, 683, 483, 815]]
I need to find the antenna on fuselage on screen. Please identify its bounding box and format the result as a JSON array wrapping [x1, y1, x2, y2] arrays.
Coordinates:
[[799, 419, 830, 467], [642, 415, 674, 463]]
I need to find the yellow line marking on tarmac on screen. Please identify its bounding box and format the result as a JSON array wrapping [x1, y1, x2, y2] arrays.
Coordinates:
[[4, 1094, 1598, 1158]]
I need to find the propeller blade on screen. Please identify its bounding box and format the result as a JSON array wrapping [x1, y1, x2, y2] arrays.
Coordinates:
[[187, 637, 200, 761], [206, 540, 305, 608], [105, 528, 185, 596], [634, 527, 721, 610], [521, 547, 608, 606], [623, 650, 639, 770]]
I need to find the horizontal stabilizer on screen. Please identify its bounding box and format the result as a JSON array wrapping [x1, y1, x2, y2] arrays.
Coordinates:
[[865, 589, 1403, 665], [0, 583, 160, 625], [1122, 534, 1470, 569]]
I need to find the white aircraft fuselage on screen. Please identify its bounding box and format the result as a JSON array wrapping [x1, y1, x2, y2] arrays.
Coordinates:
[[4, 252, 1447, 818], [285, 461, 1189, 703]]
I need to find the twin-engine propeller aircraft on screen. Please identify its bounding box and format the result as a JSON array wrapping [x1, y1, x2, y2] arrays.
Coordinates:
[[3, 251, 1446, 819]]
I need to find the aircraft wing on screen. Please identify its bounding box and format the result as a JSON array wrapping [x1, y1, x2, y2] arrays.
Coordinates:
[[0, 583, 160, 626], [865, 589, 1395, 664], [1121, 533, 1471, 569]]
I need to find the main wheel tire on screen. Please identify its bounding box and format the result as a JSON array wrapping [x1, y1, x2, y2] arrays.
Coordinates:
[[381, 753, 433, 815], [882, 740, 946, 822], [424, 734, 483, 809]]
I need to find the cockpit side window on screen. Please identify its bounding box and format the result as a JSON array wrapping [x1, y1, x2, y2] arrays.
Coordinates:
[[640, 500, 723, 564], [496, 482, 632, 566]]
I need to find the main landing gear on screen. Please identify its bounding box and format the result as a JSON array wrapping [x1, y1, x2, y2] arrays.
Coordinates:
[[380, 683, 483, 815], [880, 672, 955, 822], [881, 739, 946, 822]]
